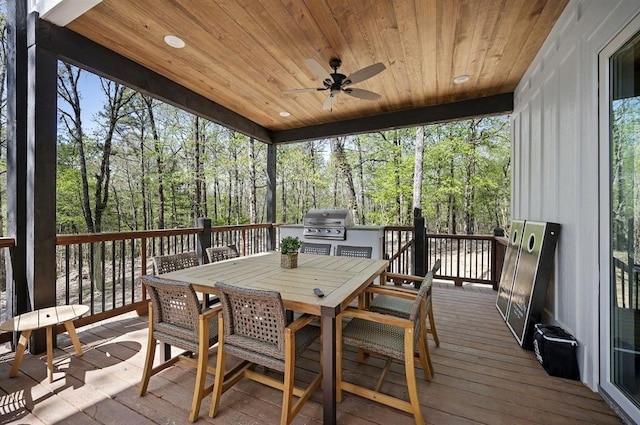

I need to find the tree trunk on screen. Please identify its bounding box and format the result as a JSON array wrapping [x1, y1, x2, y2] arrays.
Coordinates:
[[193, 116, 203, 219], [139, 117, 148, 230], [233, 144, 240, 224], [249, 138, 258, 223], [448, 156, 457, 234], [413, 126, 425, 212], [142, 95, 165, 229], [331, 137, 358, 220], [94, 80, 135, 233], [310, 142, 318, 209], [281, 172, 287, 223], [58, 64, 94, 232], [355, 137, 367, 225], [0, 23, 6, 241], [434, 166, 442, 233]]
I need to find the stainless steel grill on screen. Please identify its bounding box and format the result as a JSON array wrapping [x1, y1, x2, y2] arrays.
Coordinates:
[[303, 209, 354, 240]]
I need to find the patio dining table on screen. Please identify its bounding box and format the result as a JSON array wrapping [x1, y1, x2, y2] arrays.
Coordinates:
[[157, 250, 388, 425]]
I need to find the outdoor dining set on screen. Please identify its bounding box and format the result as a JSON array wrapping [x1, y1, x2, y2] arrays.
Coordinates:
[[2, 243, 441, 425]]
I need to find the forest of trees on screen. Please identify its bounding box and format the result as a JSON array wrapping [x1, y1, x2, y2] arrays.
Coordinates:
[[0, 11, 511, 237]]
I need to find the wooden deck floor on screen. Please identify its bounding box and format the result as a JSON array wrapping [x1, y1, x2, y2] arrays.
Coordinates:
[[0, 283, 622, 425]]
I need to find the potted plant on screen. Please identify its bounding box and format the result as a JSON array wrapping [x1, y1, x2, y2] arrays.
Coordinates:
[[280, 236, 302, 269]]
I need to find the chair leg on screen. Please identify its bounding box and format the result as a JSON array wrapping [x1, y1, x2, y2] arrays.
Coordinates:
[[427, 301, 440, 347], [404, 331, 425, 425], [417, 332, 432, 381], [210, 318, 226, 418], [189, 315, 211, 422], [336, 315, 344, 403], [419, 312, 434, 379], [281, 330, 296, 425], [139, 305, 156, 396]]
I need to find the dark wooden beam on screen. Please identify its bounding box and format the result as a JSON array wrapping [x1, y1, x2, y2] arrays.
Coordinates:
[[34, 19, 273, 144], [25, 12, 59, 353], [6, 0, 29, 323], [272, 93, 514, 143]]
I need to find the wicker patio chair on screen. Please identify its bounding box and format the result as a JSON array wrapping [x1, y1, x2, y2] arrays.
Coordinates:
[[371, 260, 441, 347], [337, 277, 431, 424], [210, 282, 322, 425], [206, 245, 239, 263], [138, 275, 220, 422], [152, 251, 200, 274], [299, 242, 332, 255], [336, 244, 373, 258]]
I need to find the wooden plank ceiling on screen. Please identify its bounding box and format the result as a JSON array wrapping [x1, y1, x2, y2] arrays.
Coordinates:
[[64, 0, 567, 133]]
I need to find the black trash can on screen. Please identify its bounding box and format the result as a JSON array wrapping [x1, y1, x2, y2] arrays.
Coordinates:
[[533, 323, 580, 380]]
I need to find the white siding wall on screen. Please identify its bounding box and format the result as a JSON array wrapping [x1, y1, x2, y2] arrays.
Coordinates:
[[512, 0, 640, 390]]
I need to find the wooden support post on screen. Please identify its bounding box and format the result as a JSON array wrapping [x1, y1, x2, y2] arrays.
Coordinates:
[[6, 0, 30, 344], [25, 12, 59, 354]]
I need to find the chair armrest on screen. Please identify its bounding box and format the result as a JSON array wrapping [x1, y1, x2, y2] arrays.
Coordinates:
[[201, 305, 222, 321], [365, 285, 417, 300], [340, 307, 411, 328], [287, 313, 317, 333], [385, 272, 423, 283]]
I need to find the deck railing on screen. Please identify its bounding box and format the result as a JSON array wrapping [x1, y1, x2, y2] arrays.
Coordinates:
[[383, 227, 504, 288], [1, 223, 504, 342]]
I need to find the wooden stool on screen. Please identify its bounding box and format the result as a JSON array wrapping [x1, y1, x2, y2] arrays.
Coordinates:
[[0, 304, 89, 382]]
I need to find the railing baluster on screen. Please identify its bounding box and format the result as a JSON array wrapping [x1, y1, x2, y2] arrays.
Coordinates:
[[79, 244, 83, 305], [131, 239, 135, 304], [101, 240, 106, 313], [90, 242, 95, 314], [65, 245, 70, 305], [112, 241, 116, 310], [121, 239, 126, 306]]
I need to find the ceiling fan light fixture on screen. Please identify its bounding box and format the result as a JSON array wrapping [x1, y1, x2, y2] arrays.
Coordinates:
[[286, 58, 386, 110], [453, 74, 470, 84], [164, 35, 185, 49], [279, 111, 291, 117]]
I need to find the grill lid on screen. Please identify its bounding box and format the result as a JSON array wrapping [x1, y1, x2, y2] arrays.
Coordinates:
[[303, 209, 354, 227], [303, 209, 354, 240]]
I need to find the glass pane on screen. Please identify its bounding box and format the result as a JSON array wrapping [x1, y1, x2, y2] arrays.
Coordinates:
[[610, 29, 640, 407]]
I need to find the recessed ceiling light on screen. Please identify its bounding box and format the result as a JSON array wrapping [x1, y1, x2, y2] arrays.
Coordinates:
[[279, 111, 291, 117], [453, 74, 470, 84], [164, 35, 185, 49]]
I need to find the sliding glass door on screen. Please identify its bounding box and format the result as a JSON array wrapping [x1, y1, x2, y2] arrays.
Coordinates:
[[600, 14, 640, 421]]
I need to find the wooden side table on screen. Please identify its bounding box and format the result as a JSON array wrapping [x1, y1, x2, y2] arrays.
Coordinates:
[[0, 304, 90, 382]]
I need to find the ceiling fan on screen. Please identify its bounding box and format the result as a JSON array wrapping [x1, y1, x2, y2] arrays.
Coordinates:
[[284, 58, 386, 110]]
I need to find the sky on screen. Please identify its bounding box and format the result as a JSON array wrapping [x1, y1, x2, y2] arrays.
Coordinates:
[[58, 67, 106, 134]]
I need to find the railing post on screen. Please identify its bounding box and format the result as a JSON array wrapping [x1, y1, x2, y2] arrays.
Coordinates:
[[413, 208, 426, 286], [493, 227, 506, 291], [196, 218, 212, 264]]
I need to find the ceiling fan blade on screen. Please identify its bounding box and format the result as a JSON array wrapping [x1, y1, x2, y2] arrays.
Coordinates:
[[322, 94, 337, 111], [283, 87, 326, 95], [305, 58, 332, 82], [343, 62, 386, 86], [343, 87, 381, 100]]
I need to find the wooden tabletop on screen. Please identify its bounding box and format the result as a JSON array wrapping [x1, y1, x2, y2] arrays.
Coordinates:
[[0, 305, 90, 332], [158, 252, 388, 316]]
